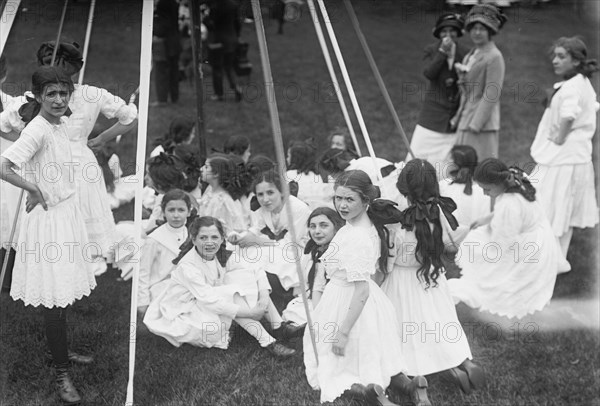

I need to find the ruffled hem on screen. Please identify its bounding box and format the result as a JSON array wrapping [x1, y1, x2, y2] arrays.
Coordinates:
[[10, 286, 96, 308], [9, 198, 97, 308]]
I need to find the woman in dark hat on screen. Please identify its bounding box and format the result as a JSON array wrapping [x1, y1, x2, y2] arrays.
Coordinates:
[[453, 4, 507, 161], [409, 12, 469, 167]]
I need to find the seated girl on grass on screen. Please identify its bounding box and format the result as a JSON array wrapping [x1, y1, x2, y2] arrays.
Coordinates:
[[143, 216, 297, 357]]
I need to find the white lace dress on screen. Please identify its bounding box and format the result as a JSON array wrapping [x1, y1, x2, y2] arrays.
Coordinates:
[[303, 223, 406, 403], [1, 116, 96, 308]]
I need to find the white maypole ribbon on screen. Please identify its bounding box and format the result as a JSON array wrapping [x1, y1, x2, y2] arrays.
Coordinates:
[[250, 0, 319, 364], [125, 1, 153, 404], [78, 0, 96, 85], [342, 0, 415, 160], [0, 0, 21, 56], [316, 0, 380, 180], [306, 0, 361, 156]]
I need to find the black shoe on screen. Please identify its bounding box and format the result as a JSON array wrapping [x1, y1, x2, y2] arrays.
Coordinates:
[[366, 384, 400, 406], [46, 350, 94, 366], [442, 367, 471, 394], [458, 359, 486, 390], [273, 321, 306, 341], [265, 341, 296, 358]]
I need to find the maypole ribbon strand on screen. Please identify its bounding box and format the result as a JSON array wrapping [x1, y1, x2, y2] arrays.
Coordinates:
[[315, 0, 381, 180], [306, 0, 361, 156], [250, 0, 319, 365], [124, 1, 153, 404], [343, 0, 415, 160], [78, 0, 97, 85]]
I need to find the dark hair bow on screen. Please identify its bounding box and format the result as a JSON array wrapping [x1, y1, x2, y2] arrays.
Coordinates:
[[401, 196, 459, 231], [37, 42, 84, 76], [153, 152, 177, 165], [368, 198, 404, 225], [18, 94, 72, 124]]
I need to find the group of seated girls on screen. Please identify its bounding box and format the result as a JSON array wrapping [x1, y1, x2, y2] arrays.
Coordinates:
[[127, 119, 569, 404]]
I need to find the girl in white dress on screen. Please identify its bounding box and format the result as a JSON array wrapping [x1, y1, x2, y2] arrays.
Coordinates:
[[35, 41, 138, 275], [382, 159, 485, 396], [115, 153, 198, 280], [530, 37, 599, 256], [198, 153, 250, 234], [144, 216, 296, 357], [137, 189, 192, 318], [448, 158, 571, 319], [229, 170, 311, 313], [0, 66, 96, 405], [282, 207, 344, 326], [303, 170, 428, 406], [285, 139, 334, 210], [438, 145, 491, 244], [145, 118, 196, 210]]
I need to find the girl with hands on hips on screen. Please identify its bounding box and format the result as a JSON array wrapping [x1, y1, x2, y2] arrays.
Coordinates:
[[0, 67, 97, 404]]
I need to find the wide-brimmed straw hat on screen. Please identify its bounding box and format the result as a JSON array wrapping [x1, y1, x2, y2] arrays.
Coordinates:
[[465, 4, 507, 34]]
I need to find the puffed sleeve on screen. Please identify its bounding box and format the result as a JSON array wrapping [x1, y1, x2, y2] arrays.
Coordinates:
[[208, 193, 247, 234], [83, 85, 138, 125], [179, 262, 240, 319], [0, 93, 26, 134], [1, 120, 45, 168], [489, 195, 524, 241], [558, 79, 582, 121], [323, 228, 374, 282]]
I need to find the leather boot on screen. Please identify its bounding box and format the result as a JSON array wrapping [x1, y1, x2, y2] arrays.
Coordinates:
[[440, 367, 471, 394], [458, 359, 486, 390], [366, 384, 400, 406], [265, 341, 296, 358], [55, 367, 81, 404], [389, 373, 431, 406]]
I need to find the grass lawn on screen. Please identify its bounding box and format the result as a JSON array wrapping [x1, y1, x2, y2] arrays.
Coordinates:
[[1, 0, 599, 405]]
